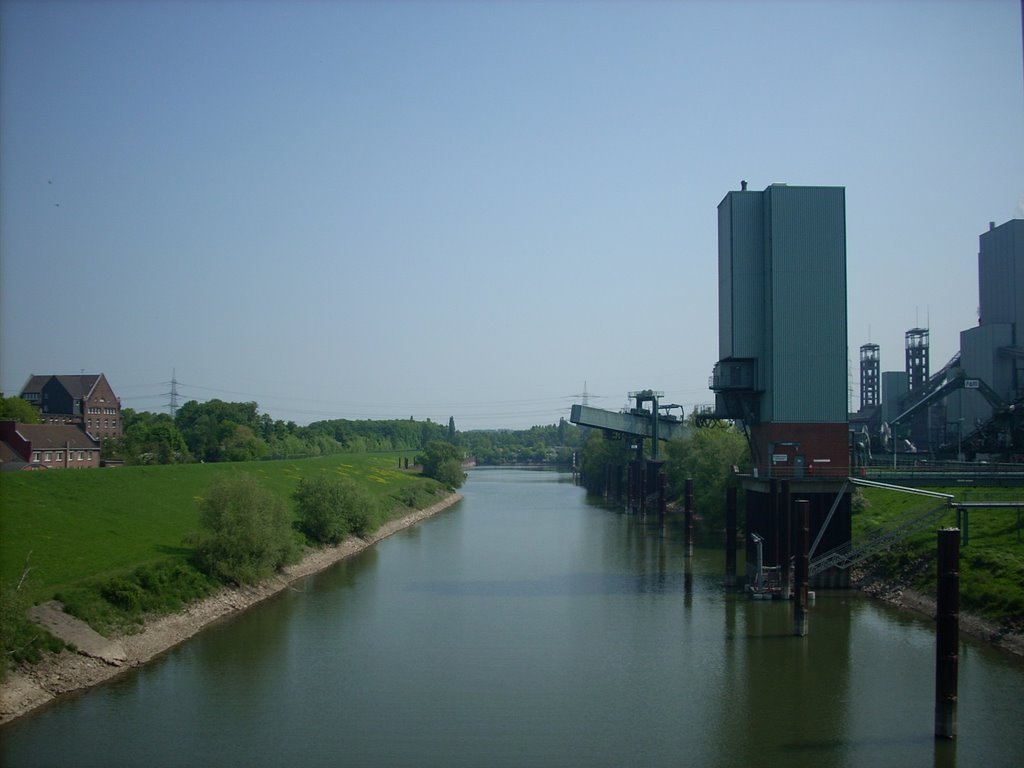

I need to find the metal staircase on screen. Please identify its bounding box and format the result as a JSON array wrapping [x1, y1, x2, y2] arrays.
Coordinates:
[[809, 502, 951, 577]]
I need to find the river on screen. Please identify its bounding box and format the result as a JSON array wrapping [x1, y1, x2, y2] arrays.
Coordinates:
[[2, 467, 1023, 767]]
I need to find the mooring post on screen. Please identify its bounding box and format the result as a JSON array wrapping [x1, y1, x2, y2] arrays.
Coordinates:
[[780, 480, 792, 600], [935, 527, 960, 740], [794, 499, 809, 637], [658, 473, 667, 520], [684, 478, 694, 557], [725, 485, 737, 591], [639, 466, 647, 516], [769, 480, 779, 571]]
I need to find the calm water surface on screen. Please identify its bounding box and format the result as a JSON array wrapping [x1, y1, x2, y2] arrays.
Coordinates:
[[2, 467, 1023, 767]]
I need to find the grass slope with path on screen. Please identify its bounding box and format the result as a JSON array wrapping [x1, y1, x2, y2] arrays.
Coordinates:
[[0, 452, 440, 635]]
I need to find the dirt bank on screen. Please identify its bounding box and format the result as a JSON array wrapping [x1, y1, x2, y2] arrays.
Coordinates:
[[851, 565, 1024, 658], [0, 492, 462, 726]]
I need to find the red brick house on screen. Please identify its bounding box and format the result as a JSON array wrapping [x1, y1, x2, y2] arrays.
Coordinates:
[[0, 422, 101, 470], [19, 374, 123, 442]]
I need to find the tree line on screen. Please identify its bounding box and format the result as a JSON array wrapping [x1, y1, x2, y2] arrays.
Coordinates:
[[459, 418, 583, 465], [4, 391, 584, 468], [104, 400, 456, 465], [577, 412, 751, 537]]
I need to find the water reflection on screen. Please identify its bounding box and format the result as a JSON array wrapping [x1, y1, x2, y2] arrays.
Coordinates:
[[2, 468, 1022, 768]]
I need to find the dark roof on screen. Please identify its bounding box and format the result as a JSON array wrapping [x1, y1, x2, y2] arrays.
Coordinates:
[[53, 375, 102, 399], [13, 424, 100, 450], [0, 440, 22, 462], [20, 375, 52, 395], [20, 374, 105, 400]]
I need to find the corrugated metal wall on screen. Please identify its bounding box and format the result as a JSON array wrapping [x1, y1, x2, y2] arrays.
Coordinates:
[[718, 184, 847, 424], [954, 323, 1014, 429], [881, 371, 909, 424], [978, 220, 1024, 330], [717, 191, 765, 364], [764, 185, 848, 423]]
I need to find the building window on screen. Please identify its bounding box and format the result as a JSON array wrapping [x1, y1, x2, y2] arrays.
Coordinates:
[[44, 452, 52, 462], [32, 451, 40, 461], [56, 452, 63, 461], [78, 451, 84, 460]]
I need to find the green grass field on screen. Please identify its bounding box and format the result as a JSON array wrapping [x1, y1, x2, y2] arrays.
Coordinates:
[[855, 485, 1024, 624], [0, 452, 435, 605]]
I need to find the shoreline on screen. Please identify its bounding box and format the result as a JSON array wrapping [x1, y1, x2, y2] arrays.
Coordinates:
[[851, 566, 1024, 658], [0, 492, 462, 726]]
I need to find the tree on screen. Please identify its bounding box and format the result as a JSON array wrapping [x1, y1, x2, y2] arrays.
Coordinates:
[[294, 475, 379, 544], [192, 475, 299, 585], [663, 421, 750, 535], [108, 410, 191, 464], [578, 430, 631, 497], [434, 458, 467, 490], [0, 395, 39, 423], [416, 440, 465, 489], [176, 400, 266, 462]]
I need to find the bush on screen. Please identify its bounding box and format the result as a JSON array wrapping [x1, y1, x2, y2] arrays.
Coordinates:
[[100, 577, 146, 612], [416, 441, 465, 489], [435, 458, 467, 491], [1, 578, 63, 678], [294, 475, 381, 543], [393, 482, 438, 509], [192, 474, 300, 585]]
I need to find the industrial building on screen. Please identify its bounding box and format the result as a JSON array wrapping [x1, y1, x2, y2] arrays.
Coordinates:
[[712, 182, 849, 477], [853, 218, 1024, 461], [710, 182, 852, 588]]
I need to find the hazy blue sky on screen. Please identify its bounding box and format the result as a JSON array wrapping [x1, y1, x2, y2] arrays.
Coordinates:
[[2, 0, 1022, 429]]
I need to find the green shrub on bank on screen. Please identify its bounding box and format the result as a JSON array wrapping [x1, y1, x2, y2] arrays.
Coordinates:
[[1, 578, 63, 680], [294, 475, 381, 544], [392, 482, 440, 510], [191, 474, 301, 586], [58, 562, 217, 636]]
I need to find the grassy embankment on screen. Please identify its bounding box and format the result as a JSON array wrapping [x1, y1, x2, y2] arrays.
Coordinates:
[[855, 485, 1024, 628], [0, 453, 443, 642]]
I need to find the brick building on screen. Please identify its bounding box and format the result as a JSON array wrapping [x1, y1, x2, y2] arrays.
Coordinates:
[[19, 374, 123, 442], [0, 422, 101, 469]]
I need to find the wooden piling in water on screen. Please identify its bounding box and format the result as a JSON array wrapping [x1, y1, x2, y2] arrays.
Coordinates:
[[725, 485, 737, 590], [658, 473, 667, 520], [935, 528, 960, 740], [794, 499, 809, 637], [780, 480, 792, 600], [684, 478, 694, 557]]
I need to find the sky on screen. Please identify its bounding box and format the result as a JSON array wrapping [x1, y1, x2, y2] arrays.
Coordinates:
[[1, 0, 1022, 430]]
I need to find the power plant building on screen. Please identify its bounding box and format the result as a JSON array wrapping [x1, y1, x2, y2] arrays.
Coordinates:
[[714, 182, 848, 476], [952, 219, 1024, 435], [857, 218, 1024, 459], [712, 182, 851, 589]]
